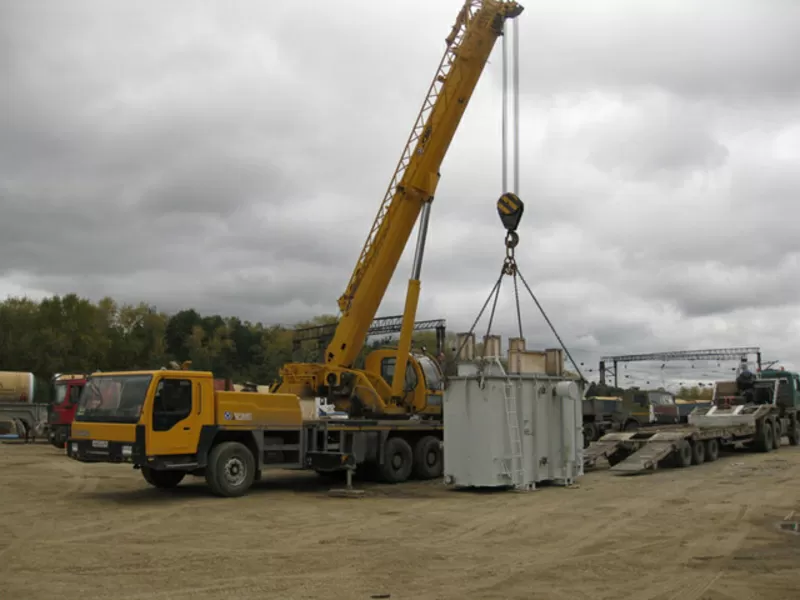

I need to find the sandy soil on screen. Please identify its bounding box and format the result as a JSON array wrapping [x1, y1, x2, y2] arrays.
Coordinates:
[[1, 441, 798, 600]]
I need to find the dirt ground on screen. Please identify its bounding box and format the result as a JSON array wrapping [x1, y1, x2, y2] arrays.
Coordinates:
[[1, 442, 798, 600]]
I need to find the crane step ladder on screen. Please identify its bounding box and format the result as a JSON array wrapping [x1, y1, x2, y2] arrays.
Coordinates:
[[502, 378, 528, 489]]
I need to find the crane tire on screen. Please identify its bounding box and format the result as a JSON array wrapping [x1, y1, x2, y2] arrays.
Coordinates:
[[772, 418, 781, 450], [412, 435, 443, 480], [205, 441, 255, 497], [379, 437, 413, 484], [142, 467, 185, 489]]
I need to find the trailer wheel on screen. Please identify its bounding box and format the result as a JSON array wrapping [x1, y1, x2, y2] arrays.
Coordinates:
[[788, 417, 800, 447], [756, 419, 774, 453], [623, 420, 639, 432], [142, 467, 185, 489], [412, 436, 443, 480], [379, 437, 413, 483], [674, 442, 692, 468], [583, 423, 598, 448], [690, 439, 706, 465], [705, 438, 720, 462], [205, 441, 256, 497]]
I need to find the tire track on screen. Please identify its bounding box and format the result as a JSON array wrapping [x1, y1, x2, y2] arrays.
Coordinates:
[[444, 471, 744, 599], [0, 454, 97, 561], [619, 503, 754, 600]]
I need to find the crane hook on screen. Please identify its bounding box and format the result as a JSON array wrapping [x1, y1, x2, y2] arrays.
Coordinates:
[[497, 192, 524, 232], [497, 192, 524, 252]]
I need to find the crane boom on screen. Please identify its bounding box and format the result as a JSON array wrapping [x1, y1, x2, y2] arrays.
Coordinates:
[[325, 0, 524, 368]]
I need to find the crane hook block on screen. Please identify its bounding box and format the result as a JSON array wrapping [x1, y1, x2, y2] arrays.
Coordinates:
[[497, 192, 524, 232]]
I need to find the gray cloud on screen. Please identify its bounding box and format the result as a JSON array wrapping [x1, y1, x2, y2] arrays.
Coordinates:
[[3, 0, 800, 386], [519, 0, 800, 101]]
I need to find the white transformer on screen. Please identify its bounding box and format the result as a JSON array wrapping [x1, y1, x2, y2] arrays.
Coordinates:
[[443, 359, 584, 490]]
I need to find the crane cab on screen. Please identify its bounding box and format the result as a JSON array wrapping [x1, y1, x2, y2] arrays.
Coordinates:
[[364, 349, 444, 416]]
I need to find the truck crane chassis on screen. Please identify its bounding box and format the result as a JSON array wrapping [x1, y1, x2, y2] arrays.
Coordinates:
[[70, 412, 443, 491]]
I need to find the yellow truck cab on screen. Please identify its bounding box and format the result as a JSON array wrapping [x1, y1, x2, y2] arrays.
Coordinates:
[[67, 368, 443, 496]]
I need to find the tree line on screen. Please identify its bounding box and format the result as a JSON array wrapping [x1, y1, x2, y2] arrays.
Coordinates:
[[0, 294, 450, 397], [0, 293, 713, 402], [587, 382, 714, 401]]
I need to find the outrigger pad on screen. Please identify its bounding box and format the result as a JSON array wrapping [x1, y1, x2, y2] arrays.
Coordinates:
[[497, 192, 524, 232]]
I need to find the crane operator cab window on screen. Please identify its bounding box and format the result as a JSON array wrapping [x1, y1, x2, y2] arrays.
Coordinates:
[[152, 379, 193, 432], [416, 355, 444, 391], [380, 357, 418, 392]]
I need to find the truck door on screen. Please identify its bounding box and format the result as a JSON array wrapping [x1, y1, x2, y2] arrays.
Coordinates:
[[146, 376, 201, 456]]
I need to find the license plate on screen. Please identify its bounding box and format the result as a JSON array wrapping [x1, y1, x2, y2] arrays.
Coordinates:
[[91, 440, 109, 449]]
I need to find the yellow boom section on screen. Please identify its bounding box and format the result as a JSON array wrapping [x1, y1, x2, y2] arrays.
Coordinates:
[[325, 0, 524, 368]]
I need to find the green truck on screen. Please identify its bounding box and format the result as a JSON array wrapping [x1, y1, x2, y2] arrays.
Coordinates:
[[582, 388, 700, 448]]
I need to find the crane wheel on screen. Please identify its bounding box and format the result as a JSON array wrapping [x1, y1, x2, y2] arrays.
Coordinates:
[[705, 438, 720, 462], [378, 437, 413, 483], [412, 436, 443, 480], [205, 441, 256, 497], [142, 467, 185, 489]]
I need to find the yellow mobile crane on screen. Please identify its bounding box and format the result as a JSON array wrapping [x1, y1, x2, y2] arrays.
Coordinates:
[[66, 0, 524, 497], [277, 0, 523, 420]]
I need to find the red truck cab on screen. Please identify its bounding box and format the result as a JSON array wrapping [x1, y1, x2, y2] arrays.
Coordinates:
[[48, 374, 88, 448]]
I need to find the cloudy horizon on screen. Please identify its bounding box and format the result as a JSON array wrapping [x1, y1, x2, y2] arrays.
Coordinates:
[[3, 0, 800, 387]]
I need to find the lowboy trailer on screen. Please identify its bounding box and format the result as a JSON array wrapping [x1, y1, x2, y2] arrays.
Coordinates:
[[584, 369, 800, 475]]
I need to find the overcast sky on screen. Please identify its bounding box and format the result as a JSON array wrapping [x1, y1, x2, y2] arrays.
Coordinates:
[[2, 0, 800, 387]]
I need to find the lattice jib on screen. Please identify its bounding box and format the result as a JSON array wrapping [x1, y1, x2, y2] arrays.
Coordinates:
[[336, 1, 481, 313]]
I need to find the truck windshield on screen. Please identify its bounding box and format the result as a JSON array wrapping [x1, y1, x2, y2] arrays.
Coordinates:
[[648, 392, 674, 406], [75, 375, 152, 424], [53, 383, 68, 405]]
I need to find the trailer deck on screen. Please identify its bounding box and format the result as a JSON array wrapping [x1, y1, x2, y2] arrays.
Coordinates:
[[582, 405, 786, 475]]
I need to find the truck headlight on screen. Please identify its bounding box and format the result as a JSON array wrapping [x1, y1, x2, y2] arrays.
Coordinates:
[[122, 445, 132, 457], [71, 442, 78, 454]]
